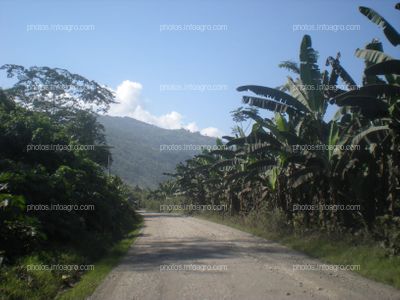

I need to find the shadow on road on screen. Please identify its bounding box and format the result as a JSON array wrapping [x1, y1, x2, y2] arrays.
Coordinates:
[[115, 212, 299, 273]]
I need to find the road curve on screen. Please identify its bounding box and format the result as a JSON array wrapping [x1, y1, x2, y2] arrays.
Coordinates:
[[90, 212, 400, 300]]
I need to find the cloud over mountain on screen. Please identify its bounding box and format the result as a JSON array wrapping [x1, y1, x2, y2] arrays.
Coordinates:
[[108, 80, 222, 137]]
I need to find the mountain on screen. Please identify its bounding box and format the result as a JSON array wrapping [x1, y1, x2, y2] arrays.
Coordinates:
[[98, 115, 217, 188]]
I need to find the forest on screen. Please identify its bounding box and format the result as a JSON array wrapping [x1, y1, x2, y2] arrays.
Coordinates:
[[0, 65, 142, 299]]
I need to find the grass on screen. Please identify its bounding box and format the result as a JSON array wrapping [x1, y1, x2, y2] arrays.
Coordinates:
[[56, 219, 143, 300], [0, 216, 143, 300], [197, 213, 400, 290], [0, 255, 61, 300]]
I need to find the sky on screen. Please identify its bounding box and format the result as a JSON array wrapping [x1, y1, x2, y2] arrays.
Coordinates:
[[1, 0, 399, 137]]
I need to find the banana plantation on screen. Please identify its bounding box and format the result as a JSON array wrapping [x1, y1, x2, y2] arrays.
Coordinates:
[[153, 5, 400, 253]]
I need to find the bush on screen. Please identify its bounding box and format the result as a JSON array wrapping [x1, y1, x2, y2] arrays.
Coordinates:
[[374, 215, 400, 256]]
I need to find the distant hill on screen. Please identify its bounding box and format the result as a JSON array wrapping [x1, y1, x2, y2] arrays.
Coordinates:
[[98, 115, 217, 188]]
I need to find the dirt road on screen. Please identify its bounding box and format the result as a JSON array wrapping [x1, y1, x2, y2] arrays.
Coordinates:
[[90, 212, 400, 300]]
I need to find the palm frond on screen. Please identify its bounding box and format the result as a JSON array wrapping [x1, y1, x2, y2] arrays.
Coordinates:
[[365, 60, 400, 76], [237, 85, 309, 112], [279, 60, 300, 74], [359, 6, 400, 46], [242, 96, 299, 115]]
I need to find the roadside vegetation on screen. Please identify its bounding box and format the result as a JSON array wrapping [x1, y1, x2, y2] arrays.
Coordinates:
[[147, 4, 400, 288], [56, 221, 142, 300], [0, 67, 143, 299]]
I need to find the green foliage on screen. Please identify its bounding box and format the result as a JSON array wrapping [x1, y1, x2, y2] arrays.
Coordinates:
[[159, 4, 400, 257], [0, 66, 142, 298], [0, 64, 116, 114], [0, 221, 142, 300], [56, 222, 142, 300], [359, 6, 400, 46], [374, 215, 400, 255]]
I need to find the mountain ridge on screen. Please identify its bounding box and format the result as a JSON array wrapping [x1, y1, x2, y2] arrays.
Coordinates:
[[99, 115, 217, 188]]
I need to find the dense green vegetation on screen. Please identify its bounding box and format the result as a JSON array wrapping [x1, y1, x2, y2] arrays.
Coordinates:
[[0, 67, 142, 299], [150, 4, 400, 260], [56, 223, 142, 300]]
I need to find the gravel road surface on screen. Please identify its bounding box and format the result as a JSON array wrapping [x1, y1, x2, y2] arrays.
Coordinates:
[[90, 212, 400, 300]]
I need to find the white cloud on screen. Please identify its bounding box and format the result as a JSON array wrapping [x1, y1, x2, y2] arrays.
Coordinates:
[[108, 80, 222, 137], [109, 80, 142, 115], [200, 127, 223, 138], [131, 106, 184, 130], [185, 122, 199, 133]]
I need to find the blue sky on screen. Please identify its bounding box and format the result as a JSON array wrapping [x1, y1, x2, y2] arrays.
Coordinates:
[[1, 0, 399, 137]]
